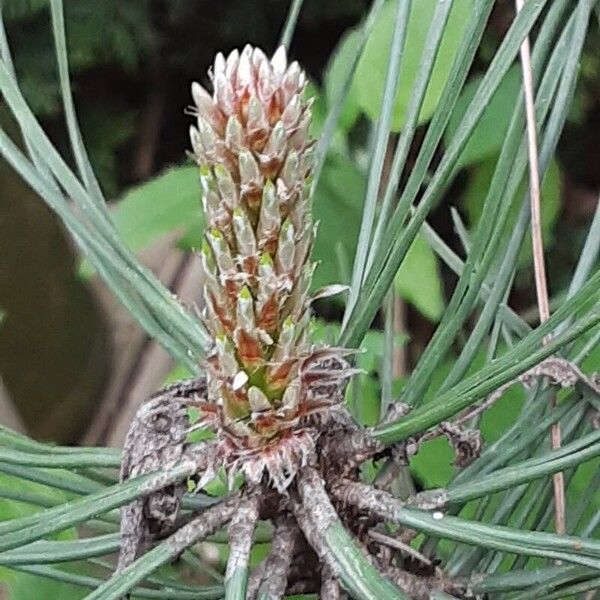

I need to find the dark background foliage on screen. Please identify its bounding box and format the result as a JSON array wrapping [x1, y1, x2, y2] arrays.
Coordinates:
[[0, 0, 368, 440], [0, 0, 598, 447]]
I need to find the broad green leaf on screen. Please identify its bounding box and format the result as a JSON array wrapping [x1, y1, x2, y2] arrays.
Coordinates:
[[567, 458, 600, 529], [80, 165, 203, 278], [313, 319, 406, 425], [312, 154, 365, 290], [312, 318, 406, 374], [110, 165, 202, 252], [394, 232, 444, 321], [2, 0, 49, 21], [352, 374, 381, 427], [7, 571, 86, 600], [463, 157, 561, 264], [582, 335, 600, 373], [354, 0, 474, 130], [0, 473, 79, 599], [306, 82, 348, 156], [82, 106, 136, 197], [458, 346, 526, 445], [479, 383, 525, 443], [163, 364, 195, 385], [306, 81, 327, 135], [324, 30, 362, 131], [410, 347, 524, 489], [0, 473, 74, 525], [445, 65, 522, 168], [411, 437, 454, 489]]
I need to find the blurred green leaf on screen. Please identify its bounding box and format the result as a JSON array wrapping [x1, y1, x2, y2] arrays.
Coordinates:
[[312, 154, 365, 290], [6, 1, 153, 114], [82, 106, 136, 197], [394, 232, 444, 321], [567, 458, 600, 530], [306, 81, 327, 135], [2, 0, 49, 21], [324, 30, 362, 131], [354, 0, 474, 130], [410, 352, 525, 489], [479, 381, 525, 443], [445, 65, 522, 168], [7, 571, 86, 600], [306, 82, 348, 155], [0, 473, 81, 600], [463, 158, 561, 264], [411, 437, 454, 488], [312, 318, 407, 372], [351, 372, 381, 426], [80, 165, 203, 279], [63, 2, 153, 72], [313, 318, 407, 426], [582, 334, 600, 373], [111, 165, 202, 252], [163, 364, 195, 385], [0, 473, 73, 524]]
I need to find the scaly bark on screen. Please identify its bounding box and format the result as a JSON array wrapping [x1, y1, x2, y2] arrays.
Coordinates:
[[224, 495, 260, 596], [253, 516, 297, 599], [118, 379, 207, 569]]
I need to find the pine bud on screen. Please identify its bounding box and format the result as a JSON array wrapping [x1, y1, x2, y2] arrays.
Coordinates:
[[189, 46, 351, 491]]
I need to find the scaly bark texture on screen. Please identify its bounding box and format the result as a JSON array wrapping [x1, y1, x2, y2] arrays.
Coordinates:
[[188, 44, 352, 491], [118, 380, 205, 569], [252, 516, 297, 598]]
